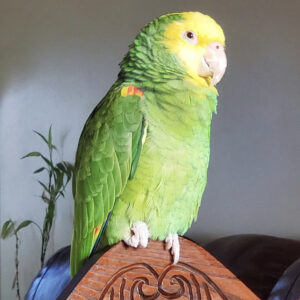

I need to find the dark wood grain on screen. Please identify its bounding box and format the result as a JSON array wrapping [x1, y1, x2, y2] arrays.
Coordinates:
[[67, 237, 260, 299]]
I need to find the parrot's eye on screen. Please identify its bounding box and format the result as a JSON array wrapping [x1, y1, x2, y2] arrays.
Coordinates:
[[183, 30, 198, 45]]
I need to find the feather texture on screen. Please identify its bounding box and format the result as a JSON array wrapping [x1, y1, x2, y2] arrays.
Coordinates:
[[70, 84, 144, 276], [71, 11, 225, 277]]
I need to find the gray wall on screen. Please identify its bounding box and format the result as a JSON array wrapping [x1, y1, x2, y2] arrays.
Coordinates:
[[1, 0, 299, 298]]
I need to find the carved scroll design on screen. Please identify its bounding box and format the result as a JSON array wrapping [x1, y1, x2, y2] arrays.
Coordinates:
[[98, 262, 229, 299]]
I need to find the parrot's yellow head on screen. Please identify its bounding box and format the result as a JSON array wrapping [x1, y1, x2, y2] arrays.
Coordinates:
[[120, 12, 226, 91], [162, 12, 227, 87]]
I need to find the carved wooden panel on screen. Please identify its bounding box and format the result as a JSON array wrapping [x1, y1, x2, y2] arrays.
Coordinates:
[[67, 237, 260, 299]]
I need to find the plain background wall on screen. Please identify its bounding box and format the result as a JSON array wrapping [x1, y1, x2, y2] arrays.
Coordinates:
[[1, 0, 299, 298]]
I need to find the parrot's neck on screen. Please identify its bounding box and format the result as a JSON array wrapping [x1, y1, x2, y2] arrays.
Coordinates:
[[141, 82, 218, 142]]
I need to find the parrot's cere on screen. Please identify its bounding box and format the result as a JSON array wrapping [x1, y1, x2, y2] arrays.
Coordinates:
[[70, 11, 227, 277]]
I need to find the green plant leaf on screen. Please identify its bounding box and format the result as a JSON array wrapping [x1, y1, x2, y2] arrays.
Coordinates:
[[38, 180, 50, 192], [65, 161, 74, 171], [34, 167, 46, 174], [33, 130, 49, 146], [21, 152, 41, 159], [54, 169, 63, 192], [41, 155, 53, 168], [22, 125, 74, 269], [15, 220, 33, 233], [56, 162, 66, 173], [1, 220, 15, 239], [47, 126, 57, 151], [63, 161, 74, 180], [11, 272, 17, 289], [48, 126, 52, 146]]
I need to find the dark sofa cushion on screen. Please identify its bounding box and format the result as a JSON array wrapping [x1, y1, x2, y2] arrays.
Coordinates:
[[204, 234, 300, 299], [269, 257, 300, 300]]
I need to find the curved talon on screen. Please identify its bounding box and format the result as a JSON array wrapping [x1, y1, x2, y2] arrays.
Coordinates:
[[124, 221, 149, 248], [165, 233, 180, 264]]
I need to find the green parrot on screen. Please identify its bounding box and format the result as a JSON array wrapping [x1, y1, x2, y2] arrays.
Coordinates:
[[70, 11, 227, 277]]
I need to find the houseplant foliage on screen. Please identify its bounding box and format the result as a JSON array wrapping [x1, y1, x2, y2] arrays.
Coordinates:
[[1, 220, 41, 300], [21, 126, 74, 266], [1, 126, 73, 299]]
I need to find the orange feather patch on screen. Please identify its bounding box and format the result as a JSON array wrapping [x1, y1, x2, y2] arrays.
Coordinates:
[[93, 225, 102, 239], [121, 85, 144, 98]]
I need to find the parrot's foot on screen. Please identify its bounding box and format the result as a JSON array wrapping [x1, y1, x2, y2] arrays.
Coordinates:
[[165, 233, 180, 264], [124, 221, 149, 248]]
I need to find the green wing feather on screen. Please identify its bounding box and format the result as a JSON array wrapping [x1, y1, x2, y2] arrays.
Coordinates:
[[70, 83, 144, 277]]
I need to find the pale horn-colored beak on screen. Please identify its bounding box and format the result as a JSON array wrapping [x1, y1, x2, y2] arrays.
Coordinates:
[[198, 42, 227, 86]]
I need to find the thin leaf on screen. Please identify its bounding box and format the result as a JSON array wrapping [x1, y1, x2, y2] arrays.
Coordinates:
[[65, 177, 71, 186], [38, 180, 50, 193], [53, 166, 61, 173], [48, 126, 57, 151], [59, 191, 65, 198], [15, 220, 33, 233], [56, 163, 66, 173], [48, 126, 52, 146], [21, 152, 41, 159], [54, 170, 63, 192], [41, 155, 53, 168], [33, 130, 49, 146], [52, 168, 58, 183], [63, 162, 74, 180], [11, 273, 17, 289], [64, 161, 74, 172], [1, 220, 15, 239], [33, 167, 45, 174]]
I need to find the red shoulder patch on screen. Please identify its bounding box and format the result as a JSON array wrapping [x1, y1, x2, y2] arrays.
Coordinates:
[[93, 225, 102, 240], [121, 85, 144, 98]]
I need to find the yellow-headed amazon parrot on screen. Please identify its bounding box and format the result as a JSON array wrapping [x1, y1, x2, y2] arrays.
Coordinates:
[[70, 11, 227, 277]]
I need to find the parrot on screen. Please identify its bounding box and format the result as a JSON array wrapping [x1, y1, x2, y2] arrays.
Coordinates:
[[70, 11, 227, 277]]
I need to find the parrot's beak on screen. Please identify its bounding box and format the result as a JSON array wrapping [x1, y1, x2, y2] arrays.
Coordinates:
[[198, 42, 227, 86]]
